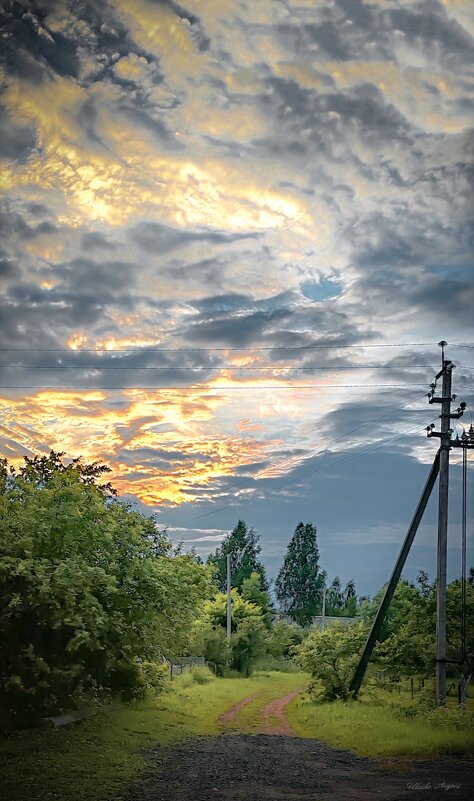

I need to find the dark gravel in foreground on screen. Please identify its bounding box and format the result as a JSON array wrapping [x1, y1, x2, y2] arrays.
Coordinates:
[[128, 734, 474, 801]]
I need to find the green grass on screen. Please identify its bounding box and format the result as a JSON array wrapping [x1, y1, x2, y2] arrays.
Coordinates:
[[288, 686, 474, 758], [0, 670, 298, 801]]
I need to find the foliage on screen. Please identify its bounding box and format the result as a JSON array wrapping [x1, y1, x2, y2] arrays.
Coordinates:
[[188, 621, 230, 675], [230, 616, 267, 676], [207, 519, 268, 593], [368, 575, 474, 677], [296, 621, 369, 700], [0, 452, 212, 725], [201, 589, 262, 631], [241, 571, 273, 625], [266, 619, 305, 660], [189, 588, 266, 676], [275, 522, 325, 625]]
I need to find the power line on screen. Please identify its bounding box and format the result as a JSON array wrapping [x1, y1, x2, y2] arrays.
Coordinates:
[[0, 383, 435, 390], [164, 418, 437, 529], [1, 342, 473, 353], [0, 363, 430, 370]]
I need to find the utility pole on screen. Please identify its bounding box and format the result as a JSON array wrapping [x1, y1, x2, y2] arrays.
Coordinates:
[[226, 553, 232, 640], [350, 340, 471, 699], [427, 341, 467, 705], [321, 586, 326, 630]]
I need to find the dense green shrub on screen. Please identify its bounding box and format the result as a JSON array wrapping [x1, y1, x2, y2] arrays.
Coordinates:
[[0, 453, 212, 726], [297, 621, 368, 700]]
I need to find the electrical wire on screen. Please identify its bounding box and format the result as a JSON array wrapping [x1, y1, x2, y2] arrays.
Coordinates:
[[0, 383, 435, 390], [1, 342, 473, 353], [5, 364, 471, 370]]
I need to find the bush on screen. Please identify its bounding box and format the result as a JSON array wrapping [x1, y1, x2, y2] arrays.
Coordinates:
[[230, 616, 267, 676], [296, 621, 368, 701], [191, 666, 214, 684], [0, 453, 212, 726]]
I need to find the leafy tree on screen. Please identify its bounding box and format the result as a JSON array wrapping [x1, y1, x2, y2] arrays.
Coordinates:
[[200, 589, 262, 633], [231, 616, 267, 676], [326, 576, 343, 615], [342, 579, 357, 617], [297, 621, 369, 700], [189, 622, 229, 675], [0, 452, 212, 725], [375, 576, 474, 677], [208, 520, 267, 592], [241, 571, 273, 625], [266, 620, 305, 661], [275, 522, 325, 625]]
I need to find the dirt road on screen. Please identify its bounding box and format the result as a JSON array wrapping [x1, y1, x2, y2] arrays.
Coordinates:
[[129, 692, 473, 801]]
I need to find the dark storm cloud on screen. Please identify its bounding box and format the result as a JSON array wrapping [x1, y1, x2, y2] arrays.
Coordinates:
[[0, 1, 80, 80], [0, 107, 37, 161], [276, 0, 473, 70], [0, 209, 57, 242], [130, 221, 258, 253], [81, 231, 117, 251]]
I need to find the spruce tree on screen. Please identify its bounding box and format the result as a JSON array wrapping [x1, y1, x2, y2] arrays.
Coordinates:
[[275, 522, 325, 625], [208, 520, 267, 592]]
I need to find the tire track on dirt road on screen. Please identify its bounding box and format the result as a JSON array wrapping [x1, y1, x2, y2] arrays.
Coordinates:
[[219, 689, 302, 735]]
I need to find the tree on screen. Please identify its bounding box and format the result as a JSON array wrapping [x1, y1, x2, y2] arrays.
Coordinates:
[[275, 522, 325, 626], [266, 620, 305, 661], [297, 621, 369, 700], [342, 579, 357, 617], [326, 576, 344, 615], [0, 452, 213, 725], [190, 588, 267, 676], [231, 617, 267, 677], [374, 576, 474, 678], [241, 571, 273, 625], [208, 520, 267, 593]]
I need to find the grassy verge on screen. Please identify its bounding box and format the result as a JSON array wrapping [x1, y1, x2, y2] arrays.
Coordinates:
[[288, 688, 474, 758], [0, 670, 298, 801]]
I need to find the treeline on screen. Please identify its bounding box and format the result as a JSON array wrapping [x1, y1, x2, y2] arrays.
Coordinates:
[[206, 519, 363, 625], [1, 451, 359, 726], [5, 450, 469, 725]]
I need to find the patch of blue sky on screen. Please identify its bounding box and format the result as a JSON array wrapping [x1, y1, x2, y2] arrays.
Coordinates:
[[301, 279, 341, 302]]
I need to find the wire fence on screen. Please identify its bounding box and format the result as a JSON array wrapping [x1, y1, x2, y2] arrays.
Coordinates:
[[163, 656, 207, 680]]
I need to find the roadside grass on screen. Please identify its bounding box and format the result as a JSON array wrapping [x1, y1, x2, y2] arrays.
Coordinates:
[[0, 670, 297, 801], [288, 686, 474, 758]]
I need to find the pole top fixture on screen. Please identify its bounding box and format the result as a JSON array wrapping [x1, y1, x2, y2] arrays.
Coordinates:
[[438, 340, 448, 363]]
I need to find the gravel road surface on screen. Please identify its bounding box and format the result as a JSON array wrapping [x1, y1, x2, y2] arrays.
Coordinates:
[[128, 691, 473, 801]]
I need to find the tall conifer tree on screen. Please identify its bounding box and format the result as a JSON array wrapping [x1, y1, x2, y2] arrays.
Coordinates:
[[275, 522, 325, 625], [208, 520, 267, 592]]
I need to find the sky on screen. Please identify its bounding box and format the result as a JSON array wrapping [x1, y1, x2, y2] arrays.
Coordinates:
[[0, 0, 473, 596]]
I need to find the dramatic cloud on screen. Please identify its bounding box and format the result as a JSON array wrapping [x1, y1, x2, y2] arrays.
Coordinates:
[[1, 0, 472, 593]]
